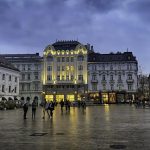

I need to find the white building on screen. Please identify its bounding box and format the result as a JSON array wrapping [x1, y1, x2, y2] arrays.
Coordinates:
[[42, 40, 88, 102], [2, 54, 43, 104], [88, 51, 138, 103], [0, 56, 20, 101]]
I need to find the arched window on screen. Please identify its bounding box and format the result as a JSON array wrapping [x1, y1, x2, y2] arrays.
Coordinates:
[[77, 55, 84, 61], [47, 56, 53, 62]]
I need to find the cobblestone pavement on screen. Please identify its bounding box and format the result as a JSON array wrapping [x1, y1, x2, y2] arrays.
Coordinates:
[[0, 105, 150, 150]]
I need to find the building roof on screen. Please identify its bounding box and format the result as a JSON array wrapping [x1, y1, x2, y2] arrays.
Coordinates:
[[88, 52, 137, 63], [1, 53, 43, 63], [0, 56, 20, 72], [52, 40, 80, 50]]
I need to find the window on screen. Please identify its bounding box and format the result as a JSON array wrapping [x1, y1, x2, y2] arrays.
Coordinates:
[[34, 64, 38, 70], [110, 65, 113, 70], [57, 66, 60, 71], [92, 65, 97, 71], [103, 84, 106, 90], [9, 86, 11, 93], [27, 74, 30, 80], [14, 87, 17, 93], [78, 65, 83, 71], [62, 57, 65, 62], [27, 84, 30, 91], [62, 75, 65, 81], [28, 64, 31, 70], [71, 57, 74, 62], [22, 65, 26, 71], [57, 75, 60, 81], [57, 57, 60, 62], [35, 84, 38, 91], [21, 84, 25, 91], [110, 75, 113, 80], [15, 77, 17, 82], [110, 84, 114, 90], [102, 64, 105, 70], [2, 74, 5, 80], [2, 85, 5, 92], [128, 74, 132, 80], [47, 56, 53, 62], [22, 74, 25, 80], [62, 66, 65, 71], [92, 75, 97, 80], [118, 74, 121, 80], [66, 57, 69, 62], [66, 75, 69, 81], [102, 75, 105, 80], [34, 72, 39, 80], [47, 75, 52, 81], [92, 83, 97, 91], [128, 84, 133, 91], [78, 75, 83, 81], [77, 55, 84, 61], [17, 65, 20, 70], [47, 66, 52, 71], [9, 75, 11, 81], [71, 75, 74, 81]]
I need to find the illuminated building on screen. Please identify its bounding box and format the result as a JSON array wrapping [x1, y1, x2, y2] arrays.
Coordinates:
[[42, 40, 88, 102], [88, 51, 138, 103]]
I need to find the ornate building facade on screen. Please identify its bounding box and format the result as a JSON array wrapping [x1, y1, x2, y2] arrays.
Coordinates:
[[42, 41, 88, 102], [88, 51, 138, 103]]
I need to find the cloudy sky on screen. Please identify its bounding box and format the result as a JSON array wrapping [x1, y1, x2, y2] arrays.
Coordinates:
[[0, 0, 150, 73]]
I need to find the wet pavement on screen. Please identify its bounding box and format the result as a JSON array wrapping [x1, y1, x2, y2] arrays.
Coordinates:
[[0, 105, 150, 150]]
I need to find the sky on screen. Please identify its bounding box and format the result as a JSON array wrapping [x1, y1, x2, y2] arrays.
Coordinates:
[[0, 0, 150, 74]]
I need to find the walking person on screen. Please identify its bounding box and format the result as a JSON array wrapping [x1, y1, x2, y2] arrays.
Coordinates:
[[42, 99, 47, 119], [49, 101, 55, 118], [60, 99, 64, 113], [23, 101, 29, 119], [32, 100, 37, 119]]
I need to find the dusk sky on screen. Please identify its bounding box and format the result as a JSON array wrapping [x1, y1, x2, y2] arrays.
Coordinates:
[[0, 0, 150, 73]]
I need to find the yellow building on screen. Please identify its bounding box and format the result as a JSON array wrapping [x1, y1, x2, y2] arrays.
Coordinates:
[[42, 40, 88, 102]]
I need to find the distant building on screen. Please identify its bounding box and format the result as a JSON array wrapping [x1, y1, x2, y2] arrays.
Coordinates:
[[88, 51, 138, 103], [42, 40, 88, 102], [0, 56, 20, 101], [2, 53, 43, 104]]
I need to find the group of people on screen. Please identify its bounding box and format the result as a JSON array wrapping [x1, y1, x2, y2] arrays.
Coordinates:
[[23, 99, 37, 119], [23, 99, 86, 119], [60, 99, 71, 113]]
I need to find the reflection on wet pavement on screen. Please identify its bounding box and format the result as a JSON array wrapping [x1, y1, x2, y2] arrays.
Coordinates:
[[0, 105, 150, 149]]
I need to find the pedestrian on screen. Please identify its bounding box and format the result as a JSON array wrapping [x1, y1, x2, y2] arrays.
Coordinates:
[[42, 99, 47, 119], [32, 100, 37, 119], [60, 99, 64, 113], [49, 101, 55, 118], [23, 101, 29, 119], [65, 100, 68, 112]]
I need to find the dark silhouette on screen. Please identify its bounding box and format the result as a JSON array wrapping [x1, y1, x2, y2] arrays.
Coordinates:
[[60, 99, 64, 113], [23, 102, 29, 119], [32, 100, 37, 119]]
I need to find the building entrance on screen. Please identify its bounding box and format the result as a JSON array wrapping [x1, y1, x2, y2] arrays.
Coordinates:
[[56, 95, 64, 102], [67, 95, 75, 101], [45, 95, 54, 102]]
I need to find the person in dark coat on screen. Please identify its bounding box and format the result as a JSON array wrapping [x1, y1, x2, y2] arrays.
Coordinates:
[[60, 99, 64, 113], [23, 102, 29, 119], [32, 100, 37, 119]]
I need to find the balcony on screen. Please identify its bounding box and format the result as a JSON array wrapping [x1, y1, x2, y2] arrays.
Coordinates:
[[91, 79, 98, 83], [126, 79, 134, 83]]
